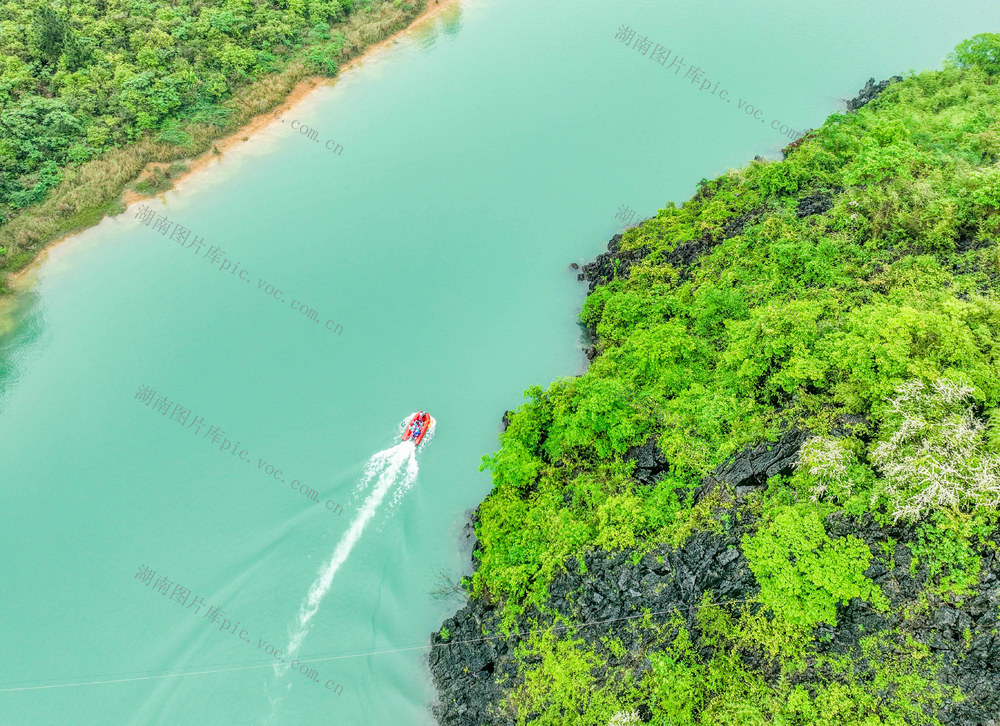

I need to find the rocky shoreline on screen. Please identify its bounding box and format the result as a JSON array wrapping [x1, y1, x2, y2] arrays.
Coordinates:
[[429, 440, 1000, 726], [845, 75, 904, 112], [429, 525, 758, 726], [426, 74, 998, 726], [429, 271, 1000, 725]]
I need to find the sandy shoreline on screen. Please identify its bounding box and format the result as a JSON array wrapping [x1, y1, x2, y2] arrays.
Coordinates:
[[4, 0, 460, 295]]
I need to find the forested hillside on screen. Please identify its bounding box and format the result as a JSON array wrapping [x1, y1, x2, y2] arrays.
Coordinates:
[[1, 0, 355, 212], [431, 33, 1000, 726], [0, 0, 419, 283]]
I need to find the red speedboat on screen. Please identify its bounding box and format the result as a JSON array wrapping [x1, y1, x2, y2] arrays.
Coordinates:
[[403, 412, 433, 445]]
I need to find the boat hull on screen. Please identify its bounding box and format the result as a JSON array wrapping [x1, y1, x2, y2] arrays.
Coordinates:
[[403, 412, 433, 445]]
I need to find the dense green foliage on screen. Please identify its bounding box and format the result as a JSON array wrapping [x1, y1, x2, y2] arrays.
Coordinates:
[[0, 0, 422, 290], [505, 611, 953, 726], [643, 617, 951, 726], [0, 0, 408, 219], [742, 503, 889, 627], [507, 631, 629, 725], [950, 32, 1000, 76], [472, 34, 1000, 724], [478, 36, 1000, 610]]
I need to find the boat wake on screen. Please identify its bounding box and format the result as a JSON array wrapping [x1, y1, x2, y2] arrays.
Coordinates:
[[281, 414, 431, 666]]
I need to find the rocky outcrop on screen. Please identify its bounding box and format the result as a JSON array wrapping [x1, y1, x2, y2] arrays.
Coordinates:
[[625, 426, 811, 496], [578, 210, 766, 322], [579, 234, 651, 293], [796, 191, 834, 218], [624, 436, 670, 485], [719, 208, 765, 238], [500, 410, 513, 432], [704, 427, 810, 497], [846, 76, 904, 112], [428, 527, 758, 726], [428, 597, 510, 725], [822, 513, 1000, 726], [429, 501, 1000, 726], [831, 412, 870, 439], [658, 236, 715, 276]]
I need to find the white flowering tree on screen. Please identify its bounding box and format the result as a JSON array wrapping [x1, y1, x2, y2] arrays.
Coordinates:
[[607, 711, 641, 726], [795, 435, 855, 502], [870, 378, 1000, 520]]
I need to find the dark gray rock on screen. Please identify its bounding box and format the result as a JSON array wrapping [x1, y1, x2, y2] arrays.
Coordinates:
[[624, 436, 670, 485], [579, 215, 767, 339], [710, 427, 810, 497], [658, 208, 765, 278], [428, 528, 757, 726], [579, 234, 651, 293], [500, 410, 513, 433], [831, 412, 871, 440], [428, 605, 512, 726], [661, 235, 716, 274], [817, 515, 1000, 726], [796, 191, 834, 218], [429, 502, 1000, 726], [720, 209, 765, 239], [955, 232, 993, 254], [846, 76, 904, 112]]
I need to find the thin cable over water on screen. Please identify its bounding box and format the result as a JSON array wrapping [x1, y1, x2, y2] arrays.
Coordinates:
[[0, 596, 753, 693]]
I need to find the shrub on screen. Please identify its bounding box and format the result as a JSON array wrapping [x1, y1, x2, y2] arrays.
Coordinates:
[[950, 33, 1000, 75], [743, 503, 888, 627], [506, 632, 628, 726], [870, 378, 1000, 521], [793, 436, 876, 513], [909, 513, 983, 599], [305, 39, 343, 76], [795, 436, 852, 501], [155, 126, 194, 147], [132, 167, 173, 196]]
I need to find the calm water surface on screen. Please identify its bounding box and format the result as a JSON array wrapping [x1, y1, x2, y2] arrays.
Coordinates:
[[0, 0, 995, 723]]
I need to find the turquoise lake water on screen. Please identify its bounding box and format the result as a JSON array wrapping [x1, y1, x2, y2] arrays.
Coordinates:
[[1, 1, 996, 723]]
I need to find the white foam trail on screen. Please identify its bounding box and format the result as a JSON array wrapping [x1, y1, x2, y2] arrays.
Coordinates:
[[388, 448, 420, 513], [352, 446, 396, 499], [283, 424, 425, 664]]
